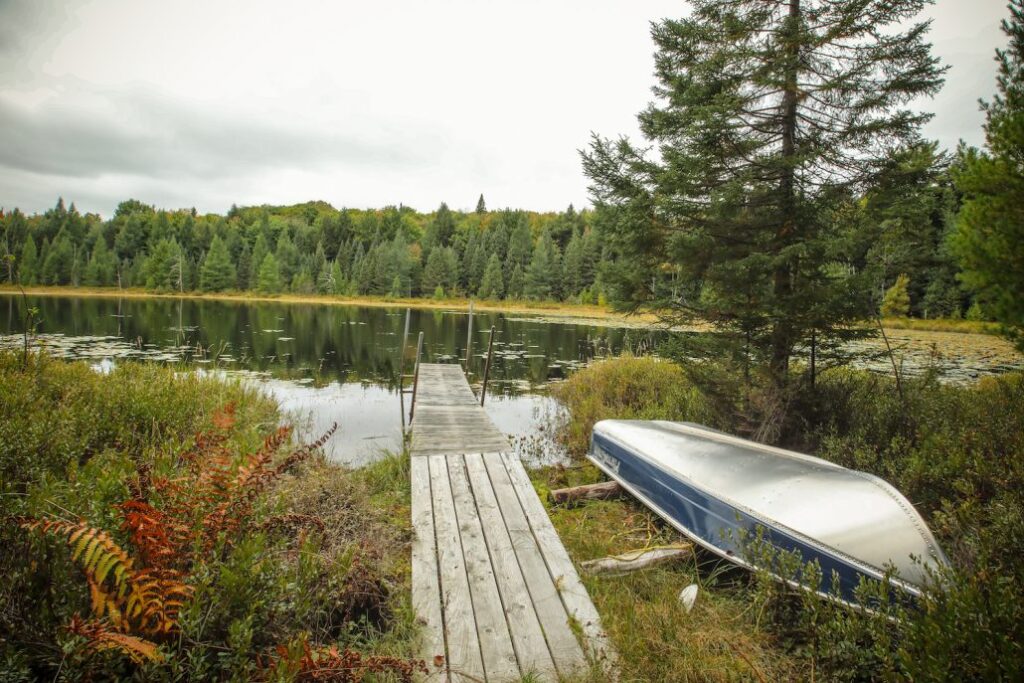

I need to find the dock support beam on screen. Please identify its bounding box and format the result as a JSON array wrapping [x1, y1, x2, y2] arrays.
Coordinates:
[[480, 325, 495, 407]]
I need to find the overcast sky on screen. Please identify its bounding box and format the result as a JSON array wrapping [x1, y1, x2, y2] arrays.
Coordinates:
[[0, 0, 1012, 218]]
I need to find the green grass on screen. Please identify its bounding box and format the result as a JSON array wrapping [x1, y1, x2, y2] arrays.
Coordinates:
[[547, 356, 1024, 681], [531, 463, 802, 682], [0, 353, 418, 680]]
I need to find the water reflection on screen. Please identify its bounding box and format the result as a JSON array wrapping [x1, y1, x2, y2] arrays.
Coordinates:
[[1, 295, 654, 465], [2, 294, 1021, 465]]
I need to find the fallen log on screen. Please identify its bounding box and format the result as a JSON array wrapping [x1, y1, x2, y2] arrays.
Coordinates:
[[581, 544, 693, 576], [548, 480, 624, 506]]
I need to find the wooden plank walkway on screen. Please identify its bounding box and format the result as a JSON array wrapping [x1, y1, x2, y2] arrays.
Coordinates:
[[410, 364, 614, 682]]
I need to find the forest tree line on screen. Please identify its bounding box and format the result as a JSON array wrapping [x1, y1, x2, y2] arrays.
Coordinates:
[[0, 152, 990, 320]]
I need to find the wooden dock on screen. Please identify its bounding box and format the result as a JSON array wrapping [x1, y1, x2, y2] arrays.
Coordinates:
[[410, 364, 613, 682]]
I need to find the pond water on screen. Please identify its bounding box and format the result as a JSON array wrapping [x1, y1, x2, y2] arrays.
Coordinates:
[[2, 294, 1021, 466], [0, 295, 657, 465]]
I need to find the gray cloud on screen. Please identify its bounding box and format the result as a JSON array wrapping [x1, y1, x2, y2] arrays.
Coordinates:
[[0, 83, 436, 182], [0, 0, 1012, 217]]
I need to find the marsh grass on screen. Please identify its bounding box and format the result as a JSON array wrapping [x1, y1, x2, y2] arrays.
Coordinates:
[[549, 355, 1024, 681], [530, 462, 802, 682], [0, 353, 418, 680]]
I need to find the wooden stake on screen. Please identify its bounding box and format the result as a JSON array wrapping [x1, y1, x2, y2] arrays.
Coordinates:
[[399, 308, 410, 434], [465, 299, 474, 371], [480, 325, 495, 406], [410, 331, 424, 422]]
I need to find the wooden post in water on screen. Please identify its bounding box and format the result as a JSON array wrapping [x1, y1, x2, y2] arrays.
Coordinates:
[[409, 331, 425, 422], [480, 325, 496, 407], [399, 308, 411, 433], [464, 300, 474, 372]]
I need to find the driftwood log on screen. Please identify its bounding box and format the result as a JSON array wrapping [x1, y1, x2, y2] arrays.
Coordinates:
[[548, 481, 624, 506], [581, 544, 693, 575]]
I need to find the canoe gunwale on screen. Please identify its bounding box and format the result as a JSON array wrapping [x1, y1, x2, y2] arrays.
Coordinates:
[[588, 421, 946, 602], [647, 422, 948, 567]]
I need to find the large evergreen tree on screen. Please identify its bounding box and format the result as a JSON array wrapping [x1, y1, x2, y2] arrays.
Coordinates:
[[84, 239, 116, 287], [478, 253, 505, 300], [143, 238, 183, 291], [200, 236, 236, 292], [18, 236, 37, 285], [256, 252, 282, 294], [525, 230, 559, 300], [583, 0, 944, 389], [41, 229, 75, 285], [953, 0, 1024, 350]]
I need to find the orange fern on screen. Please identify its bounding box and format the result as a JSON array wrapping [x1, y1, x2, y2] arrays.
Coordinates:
[[66, 614, 163, 664], [23, 405, 340, 670], [270, 637, 427, 682], [21, 518, 192, 636]]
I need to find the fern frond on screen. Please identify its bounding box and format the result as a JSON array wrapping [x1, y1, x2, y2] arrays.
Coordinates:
[[23, 518, 135, 606], [66, 614, 163, 664]]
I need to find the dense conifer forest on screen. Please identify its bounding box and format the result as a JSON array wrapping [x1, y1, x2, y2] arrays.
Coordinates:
[[0, 167, 986, 321]]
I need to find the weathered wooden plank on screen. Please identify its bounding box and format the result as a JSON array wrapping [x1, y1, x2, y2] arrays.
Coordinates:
[[464, 453, 558, 680], [410, 457, 447, 678], [446, 456, 520, 681], [481, 453, 588, 678], [500, 452, 616, 669], [411, 404, 511, 457], [429, 455, 485, 682]]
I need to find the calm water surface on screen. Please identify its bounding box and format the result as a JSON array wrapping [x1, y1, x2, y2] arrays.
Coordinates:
[[1, 295, 657, 465], [3, 294, 1021, 465]]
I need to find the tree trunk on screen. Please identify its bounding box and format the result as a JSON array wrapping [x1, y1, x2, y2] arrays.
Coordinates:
[[772, 0, 802, 384]]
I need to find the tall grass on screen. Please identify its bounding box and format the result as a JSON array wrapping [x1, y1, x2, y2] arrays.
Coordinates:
[[550, 356, 1024, 681], [0, 353, 417, 680]]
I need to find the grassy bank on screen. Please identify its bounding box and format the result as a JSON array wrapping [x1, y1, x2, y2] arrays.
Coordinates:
[[0, 353, 418, 681], [0, 284, 654, 328], [546, 356, 1024, 681], [0, 285, 1005, 337]]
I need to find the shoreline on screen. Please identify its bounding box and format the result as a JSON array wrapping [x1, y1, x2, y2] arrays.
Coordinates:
[[0, 285, 1001, 337]]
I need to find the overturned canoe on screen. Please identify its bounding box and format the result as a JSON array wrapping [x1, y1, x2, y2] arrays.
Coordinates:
[[588, 420, 948, 603]]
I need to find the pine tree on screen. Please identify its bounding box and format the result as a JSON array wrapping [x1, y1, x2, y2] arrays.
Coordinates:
[[236, 241, 252, 290], [291, 266, 315, 294], [476, 194, 487, 214], [143, 239, 182, 291], [953, 0, 1024, 350], [478, 253, 505, 300], [84, 239, 116, 287], [583, 0, 944, 388], [442, 247, 460, 294], [507, 264, 526, 300], [41, 230, 75, 285], [250, 233, 268, 289], [881, 274, 912, 318], [275, 230, 299, 287], [18, 236, 37, 285], [432, 203, 455, 248], [525, 230, 559, 300], [506, 218, 532, 281], [200, 236, 236, 292], [421, 247, 447, 295], [256, 253, 282, 294], [562, 229, 584, 298]]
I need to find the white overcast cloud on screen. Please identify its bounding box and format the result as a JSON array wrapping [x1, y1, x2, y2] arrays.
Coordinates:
[[0, 0, 1012, 217]]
